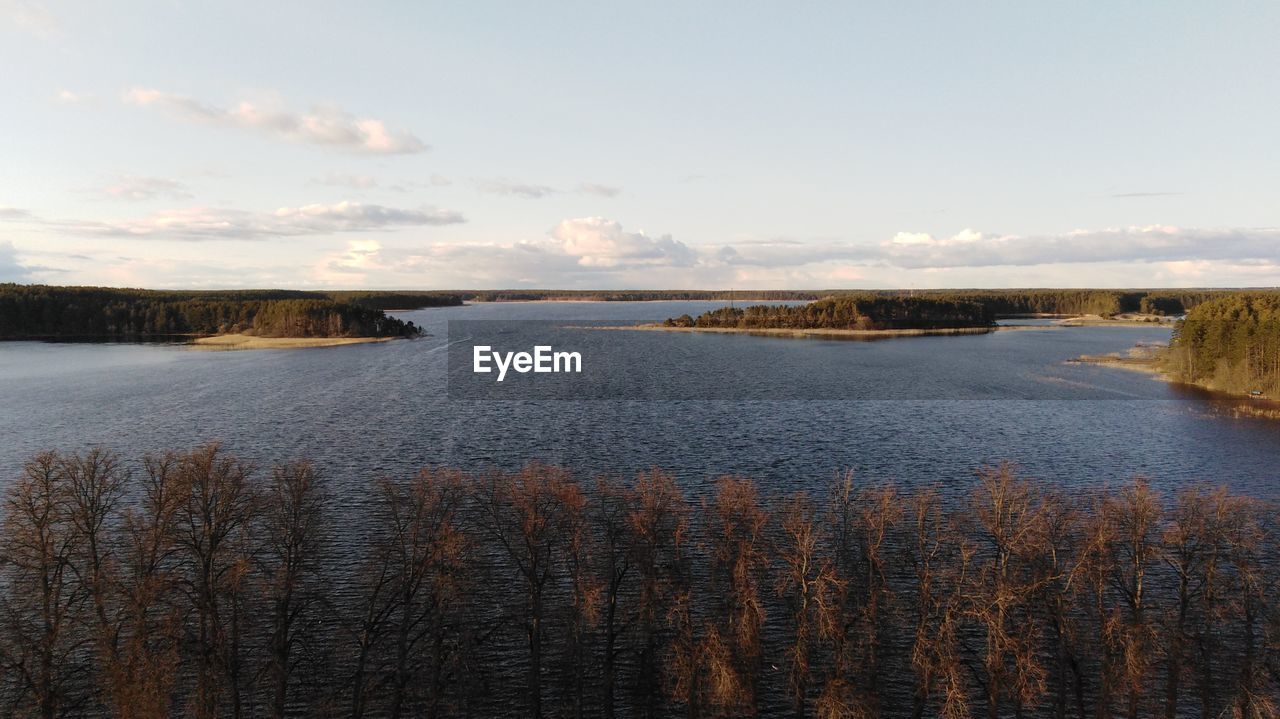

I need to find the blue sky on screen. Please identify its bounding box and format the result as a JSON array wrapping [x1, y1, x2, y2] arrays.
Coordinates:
[[2, 1, 1279, 289]]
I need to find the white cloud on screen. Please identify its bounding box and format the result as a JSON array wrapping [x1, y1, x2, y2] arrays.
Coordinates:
[[578, 182, 622, 198], [550, 217, 695, 268], [876, 225, 1280, 269], [124, 88, 427, 155], [1, 0, 57, 36], [55, 89, 84, 104], [0, 241, 31, 281], [345, 222, 1280, 289], [58, 201, 464, 241], [889, 231, 935, 246], [94, 175, 192, 201], [476, 179, 560, 199], [474, 178, 623, 199], [311, 173, 380, 189], [0, 206, 32, 220]]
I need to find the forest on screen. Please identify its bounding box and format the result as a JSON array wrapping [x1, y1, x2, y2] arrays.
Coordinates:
[[463, 290, 823, 302], [881, 289, 1223, 318], [1166, 292, 1280, 395], [0, 285, 424, 339], [664, 296, 995, 331], [454, 289, 1223, 314], [1, 445, 1275, 719]]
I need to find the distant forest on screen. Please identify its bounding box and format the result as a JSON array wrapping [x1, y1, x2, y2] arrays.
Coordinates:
[[665, 296, 995, 331], [660, 290, 1247, 332], [0, 285, 439, 339], [463, 290, 823, 302], [1, 446, 1275, 718], [467, 288, 1228, 314], [1167, 291, 1280, 395]]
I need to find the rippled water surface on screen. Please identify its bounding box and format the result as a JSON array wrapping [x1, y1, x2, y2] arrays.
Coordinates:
[[2, 301, 1278, 498]]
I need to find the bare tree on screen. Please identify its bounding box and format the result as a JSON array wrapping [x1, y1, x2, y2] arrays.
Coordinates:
[[703, 476, 768, 716], [169, 443, 258, 719], [593, 475, 634, 719], [260, 459, 329, 719], [1025, 489, 1087, 719], [774, 492, 843, 719], [967, 463, 1047, 719], [1106, 478, 1162, 719], [627, 469, 688, 719], [473, 463, 582, 719], [0, 453, 87, 718], [102, 452, 185, 719], [905, 488, 972, 719]]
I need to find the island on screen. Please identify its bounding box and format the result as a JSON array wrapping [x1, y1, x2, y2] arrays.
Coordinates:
[[0, 284, 432, 348], [641, 296, 997, 337]]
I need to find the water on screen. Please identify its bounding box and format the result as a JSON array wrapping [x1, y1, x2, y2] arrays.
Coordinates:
[[2, 300, 1277, 499]]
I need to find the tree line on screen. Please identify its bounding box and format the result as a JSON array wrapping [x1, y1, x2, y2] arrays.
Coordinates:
[[452, 289, 1227, 314], [1, 445, 1276, 718], [0, 286, 425, 339], [462, 290, 823, 302], [1167, 292, 1280, 395], [878, 289, 1223, 318], [665, 297, 995, 331], [660, 290, 1248, 332]]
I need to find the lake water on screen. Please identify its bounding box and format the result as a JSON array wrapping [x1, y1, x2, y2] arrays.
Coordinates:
[[2, 300, 1278, 500]]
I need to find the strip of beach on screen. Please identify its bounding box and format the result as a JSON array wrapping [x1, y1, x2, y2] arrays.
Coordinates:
[[191, 334, 397, 350]]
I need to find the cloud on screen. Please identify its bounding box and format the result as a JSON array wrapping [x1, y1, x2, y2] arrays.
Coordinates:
[[55, 89, 87, 104], [374, 222, 1280, 289], [476, 179, 560, 199], [0, 206, 32, 220], [1111, 191, 1183, 198], [578, 183, 622, 198], [124, 88, 427, 155], [58, 201, 464, 241], [1, 0, 57, 36], [872, 226, 1280, 269], [550, 217, 696, 268], [92, 175, 192, 201], [311, 173, 379, 189], [0, 241, 31, 281], [475, 178, 622, 199]]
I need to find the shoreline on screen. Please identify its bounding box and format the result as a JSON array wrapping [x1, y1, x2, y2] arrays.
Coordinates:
[[1071, 345, 1280, 416], [1054, 313, 1177, 327], [590, 324, 997, 338], [190, 334, 399, 350]]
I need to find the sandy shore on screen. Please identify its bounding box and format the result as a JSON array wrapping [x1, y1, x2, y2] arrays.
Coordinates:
[[591, 324, 997, 338], [191, 334, 397, 350], [1068, 354, 1166, 375], [1055, 313, 1177, 327]]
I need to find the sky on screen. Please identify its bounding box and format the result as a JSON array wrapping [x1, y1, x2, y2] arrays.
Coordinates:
[[2, 0, 1279, 290]]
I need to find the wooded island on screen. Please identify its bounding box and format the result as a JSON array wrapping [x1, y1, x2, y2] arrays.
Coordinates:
[[0, 285, 449, 342]]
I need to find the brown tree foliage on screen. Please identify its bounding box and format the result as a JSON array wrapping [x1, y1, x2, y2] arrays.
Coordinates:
[[0, 448, 1275, 718]]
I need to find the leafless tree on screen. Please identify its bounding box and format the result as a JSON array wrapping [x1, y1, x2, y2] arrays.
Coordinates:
[[904, 488, 972, 719], [0, 453, 87, 718], [774, 492, 843, 719], [259, 459, 329, 719], [169, 443, 258, 719], [473, 463, 582, 719]]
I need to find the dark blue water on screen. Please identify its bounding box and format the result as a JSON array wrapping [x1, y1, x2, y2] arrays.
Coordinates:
[[2, 301, 1277, 500]]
